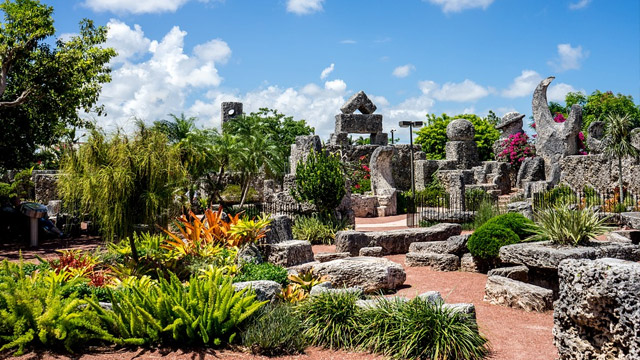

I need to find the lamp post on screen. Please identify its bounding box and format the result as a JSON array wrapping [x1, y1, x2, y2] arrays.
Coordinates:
[[398, 121, 424, 196], [390, 128, 397, 145]]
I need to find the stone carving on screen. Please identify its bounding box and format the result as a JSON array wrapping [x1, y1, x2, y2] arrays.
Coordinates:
[[493, 112, 525, 157], [341, 90, 377, 114], [262, 240, 315, 267], [221, 102, 242, 126], [559, 154, 640, 193], [33, 170, 59, 204], [554, 258, 640, 359], [586, 121, 605, 154], [263, 215, 293, 244], [532, 76, 582, 185], [289, 135, 322, 175], [445, 119, 479, 169], [370, 146, 398, 216], [330, 90, 386, 146], [334, 114, 383, 133], [516, 157, 546, 189]]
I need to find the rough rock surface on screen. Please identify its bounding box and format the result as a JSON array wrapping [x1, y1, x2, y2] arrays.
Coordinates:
[[499, 241, 640, 270], [334, 114, 383, 134], [312, 257, 406, 293], [554, 258, 640, 359], [586, 121, 605, 154], [620, 212, 640, 230], [233, 280, 282, 302], [487, 265, 529, 282], [335, 223, 462, 256], [408, 234, 469, 255], [33, 171, 59, 204], [484, 275, 553, 312], [289, 135, 322, 175], [559, 154, 640, 193], [516, 157, 546, 189], [350, 194, 378, 217], [311, 286, 364, 298], [391, 144, 425, 191], [445, 141, 479, 169], [263, 215, 293, 244], [359, 246, 383, 257], [446, 119, 475, 141], [507, 201, 534, 220], [340, 90, 377, 115], [315, 252, 350, 263], [532, 76, 582, 185], [263, 240, 315, 267], [460, 253, 482, 273], [405, 252, 460, 271], [370, 146, 397, 196]]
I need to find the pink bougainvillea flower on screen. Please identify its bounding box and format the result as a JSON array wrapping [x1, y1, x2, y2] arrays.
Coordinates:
[[578, 132, 585, 141], [553, 112, 566, 123]]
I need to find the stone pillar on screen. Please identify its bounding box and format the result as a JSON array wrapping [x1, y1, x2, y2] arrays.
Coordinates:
[[370, 146, 398, 216], [445, 119, 479, 169], [289, 135, 322, 175], [448, 173, 465, 212], [221, 102, 243, 127]]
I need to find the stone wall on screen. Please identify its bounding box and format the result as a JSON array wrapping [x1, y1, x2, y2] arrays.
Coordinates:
[[554, 258, 640, 359], [559, 154, 640, 192], [33, 171, 60, 204]]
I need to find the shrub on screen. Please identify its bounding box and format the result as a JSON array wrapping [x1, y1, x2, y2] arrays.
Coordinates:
[[471, 200, 500, 229], [291, 150, 346, 215], [297, 290, 360, 349], [89, 269, 266, 346], [234, 262, 289, 286], [528, 204, 612, 246], [467, 223, 520, 259], [292, 215, 336, 244], [240, 303, 306, 356], [482, 213, 534, 240], [357, 297, 489, 360]]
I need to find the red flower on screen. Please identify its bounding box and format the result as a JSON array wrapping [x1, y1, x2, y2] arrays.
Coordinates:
[[355, 184, 361, 189]]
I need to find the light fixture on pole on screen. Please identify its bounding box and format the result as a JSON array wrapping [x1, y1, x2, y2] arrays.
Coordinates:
[[390, 128, 397, 145], [398, 121, 424, 196]]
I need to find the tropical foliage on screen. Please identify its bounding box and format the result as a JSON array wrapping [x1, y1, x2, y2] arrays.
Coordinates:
[[292, 150, 346, 215], [527, 204, 611, 246]]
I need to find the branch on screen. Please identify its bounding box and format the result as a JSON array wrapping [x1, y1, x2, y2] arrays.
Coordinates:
[[0, 89, 32, 108]]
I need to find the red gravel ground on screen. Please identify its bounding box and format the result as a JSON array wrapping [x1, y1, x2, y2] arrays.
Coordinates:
[[4, 215, 558, 360]]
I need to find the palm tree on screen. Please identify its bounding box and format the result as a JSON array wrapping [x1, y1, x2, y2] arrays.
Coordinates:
[[153, 113, 196, 144], [602, 113, 639, 204]]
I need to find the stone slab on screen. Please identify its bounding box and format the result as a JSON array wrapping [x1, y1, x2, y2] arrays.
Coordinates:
[[405, 252, 460, 271], [484, 275, 553, 312], [359, 246, 383, 257], [233, 280, 282, 302], [408, 234, 469, 255], [340, 90, 377, 115], [487, 265, 529, 282], [335, 114, 383, 134], [315, 252, 350, 263], [499, 241, 640, 270], [263, 240, 315, 267], [312, 257, 406, 294]]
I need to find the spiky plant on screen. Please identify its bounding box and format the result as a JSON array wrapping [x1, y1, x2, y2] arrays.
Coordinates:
[[527, 204, 612, 246], [602, 113, 639, 204]]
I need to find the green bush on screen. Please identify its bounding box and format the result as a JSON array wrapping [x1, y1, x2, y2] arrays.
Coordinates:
[[357, 297, 489, 360], [234, 262, 289, 286], [240, 303, 306, 356], [467, 223, 520, 259], [482, 212, 534, 240], [291, 150, 346, 215], [297, 290, 360, 349], [528, 204, 612, 246], [292, 215, 338, 245], [471, 200, 500, 229]]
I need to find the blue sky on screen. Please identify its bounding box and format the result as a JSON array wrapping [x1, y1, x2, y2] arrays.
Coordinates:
[[50, 0, 640, 142]]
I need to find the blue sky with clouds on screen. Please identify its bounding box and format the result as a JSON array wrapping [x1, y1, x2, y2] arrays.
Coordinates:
[[50, 0, 639, 142]]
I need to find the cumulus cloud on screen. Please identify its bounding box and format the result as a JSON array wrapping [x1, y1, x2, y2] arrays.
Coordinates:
[[286, 0, 324, 15], [569, 0, 591, 10], [392, 64, 415, 78], [424, 0, 495, 13], [501, 70, 581, 101], [419, 79, 490, 102], [547, 83, 581, 102], [548, 43, 588, 72], [89, 21, 231, 132], [83, 0, 192, 14], [320, 63, 335, 80], [324, 79, 347, 93]]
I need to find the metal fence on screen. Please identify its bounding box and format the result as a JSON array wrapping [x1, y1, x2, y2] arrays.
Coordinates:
[[405, 192, 502, 227], [532, 187, 640, 213], [224, 201, 308, 219]]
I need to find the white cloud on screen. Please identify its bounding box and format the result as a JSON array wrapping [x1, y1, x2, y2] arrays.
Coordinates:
[[324, 79, 347, 93], [88, 21, 231, 132], [419, 79, 490, 102], [392, 64, 415, 78], [569, 0, 591, 10], [286, 0, 324, 15], [340, 39, 356, 44], [547, 83, 582, 102], [502, 70, 543, 98], [320, 63, 335, 80], [548, 43, 588, 72], [83, 0, 192, 14], [425, 0, 495, 13]]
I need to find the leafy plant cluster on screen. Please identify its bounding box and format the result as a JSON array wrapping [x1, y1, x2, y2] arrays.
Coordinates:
[[528, 205, 611, 246], [467, 213, 533, 259], [233, 262, 289, 286], [0, 167, 33, 201], [495, 132, 535, 168], [347, 155, 371, 195], [292, 149, 346, 216], [292, 215, 349, 245]]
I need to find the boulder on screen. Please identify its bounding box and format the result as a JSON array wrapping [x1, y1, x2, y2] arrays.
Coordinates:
[[405, 252, 460, 271], [443, 303, 477, 320], [507, 201, 534, 220], [447, 119, 475, 141], [312, 257, 406, 294], [335, 223, 462, 256], [484, 275, 553, 312], [263, 240, 314, 267], [315, 252, 350, 263], [408, 234, 469, 255], [340, 90, 377, 115], [499, 241, 640, 270], [621, 212, 640, 229], [487, 265, 529, 282], [359, 246, 383, 257], [516, 157, 546, 189], [554, 258, 640, 359], [233, 280, 282, 302], [263, 215, 293, 244]]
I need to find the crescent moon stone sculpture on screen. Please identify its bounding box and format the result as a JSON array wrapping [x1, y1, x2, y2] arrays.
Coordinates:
[[532, 76, 582, 184]]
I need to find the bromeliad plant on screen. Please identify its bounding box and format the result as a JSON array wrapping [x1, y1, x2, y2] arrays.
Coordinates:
[[527, 204, 612, 246]]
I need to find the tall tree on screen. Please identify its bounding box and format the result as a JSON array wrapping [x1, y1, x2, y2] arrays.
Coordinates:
[[602, 113, 639, 204], [0, 0, 115, 169]]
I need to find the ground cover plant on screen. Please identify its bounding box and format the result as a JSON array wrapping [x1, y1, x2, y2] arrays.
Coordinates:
[[233, 262, 289, 286], [240, 302, 306, 356], [292, 215, 349, 245]]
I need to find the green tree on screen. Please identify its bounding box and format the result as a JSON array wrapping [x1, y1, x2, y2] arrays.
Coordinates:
[[415, 113, 500, 161], [291, 150, 346, 216], [602, 113, 639, 204], [0, 0, 115, 169], [553, 91, 640, 132]]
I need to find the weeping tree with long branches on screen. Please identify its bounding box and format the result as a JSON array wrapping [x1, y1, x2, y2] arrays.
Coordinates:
[[58, 123, 187, 246], [602, 113, 639, 204]]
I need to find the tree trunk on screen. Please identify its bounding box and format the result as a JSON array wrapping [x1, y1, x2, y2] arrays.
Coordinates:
[[619, 156, 624, 205], [239, 175, 250, 207]]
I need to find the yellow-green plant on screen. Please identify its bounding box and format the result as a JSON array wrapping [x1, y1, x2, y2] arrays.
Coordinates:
[[528, 204, 612, 246], [228, 215, 271, 246], [277, 284, 307, 303], [288, 269, 328, 293]]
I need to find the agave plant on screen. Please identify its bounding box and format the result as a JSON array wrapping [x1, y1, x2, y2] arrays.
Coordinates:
[[527, 204, 612, 246]]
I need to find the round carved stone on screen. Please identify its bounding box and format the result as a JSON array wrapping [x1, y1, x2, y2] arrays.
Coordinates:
[[446, 119, 475, 141]]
